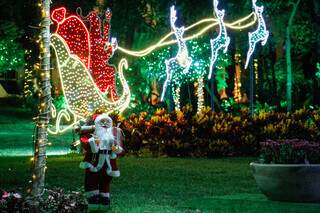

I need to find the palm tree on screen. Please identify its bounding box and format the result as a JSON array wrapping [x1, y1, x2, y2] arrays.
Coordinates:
[[29, 0, 51, 211], [286, 0, 301, 112]]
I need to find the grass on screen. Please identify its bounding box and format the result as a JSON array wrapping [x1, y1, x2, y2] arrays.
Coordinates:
[[1, 155, 320, 212], [0, 106, 74, 156], [1, 106, 320, 212]]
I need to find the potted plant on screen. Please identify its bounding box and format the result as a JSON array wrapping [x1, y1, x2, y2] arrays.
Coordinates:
[[250, 139, 320, 202]]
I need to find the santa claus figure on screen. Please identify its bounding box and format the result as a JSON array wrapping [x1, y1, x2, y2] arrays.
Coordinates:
[[77, 112, 124, 206]]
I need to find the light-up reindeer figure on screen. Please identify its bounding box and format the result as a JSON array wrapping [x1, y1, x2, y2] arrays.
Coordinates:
[[208, 0, 230, 79], [244, 0, 269, 69], [160, 6, 192, 110]]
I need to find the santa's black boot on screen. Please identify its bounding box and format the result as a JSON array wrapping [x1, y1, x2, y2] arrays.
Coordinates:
[[87, 194, 100, 204], [99, 195, 110, 206]]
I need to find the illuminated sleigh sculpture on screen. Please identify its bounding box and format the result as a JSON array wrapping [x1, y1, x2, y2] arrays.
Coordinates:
[[49, 34, 130, 134], [48, 0, 267, 133], [48, 8, 130, 134]]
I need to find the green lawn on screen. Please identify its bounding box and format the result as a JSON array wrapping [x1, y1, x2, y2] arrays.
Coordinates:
[[1, 106, 320, 212], [0, 106, 73, 156], [1, 155, 320, 212]]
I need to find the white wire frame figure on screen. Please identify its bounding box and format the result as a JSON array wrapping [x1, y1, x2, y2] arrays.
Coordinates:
[[244, 0, 269, 69], [160, 6, 192, 110], [208, 0, 230, 80]]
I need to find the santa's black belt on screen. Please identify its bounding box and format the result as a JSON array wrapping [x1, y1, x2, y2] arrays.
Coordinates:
[[99, 150, 112, 154]]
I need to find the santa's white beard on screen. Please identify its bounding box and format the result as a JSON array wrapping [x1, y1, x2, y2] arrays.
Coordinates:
[[95, 125, 114, 150]]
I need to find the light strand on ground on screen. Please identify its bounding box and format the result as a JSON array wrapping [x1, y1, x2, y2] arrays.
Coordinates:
[[208, 0, 230, 79], [244, 0, 269, 69]]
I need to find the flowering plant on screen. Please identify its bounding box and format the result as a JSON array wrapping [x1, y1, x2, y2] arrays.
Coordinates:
[[0, 190, 22, 212], [40, 188, 86, 212], [259, 139, 320, 164], [116, 107, 320, 157], [0, 188, 86, 212]]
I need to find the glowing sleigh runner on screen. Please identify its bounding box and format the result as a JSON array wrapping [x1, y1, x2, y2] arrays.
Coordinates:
[[49, 34, 131, 134]]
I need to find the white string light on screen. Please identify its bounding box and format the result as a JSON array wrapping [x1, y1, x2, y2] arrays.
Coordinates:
[[196, 77, 205, 113], [160, 6, 192, 106], [208, 0, 230, 79], [244, 0, 269, 69], [50, 34, 131, 132]]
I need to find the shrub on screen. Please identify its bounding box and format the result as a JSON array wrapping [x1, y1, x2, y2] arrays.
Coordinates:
[[0, 188, 87, 212], [116, 107, 320, 157], [259, 139, 320, 164]]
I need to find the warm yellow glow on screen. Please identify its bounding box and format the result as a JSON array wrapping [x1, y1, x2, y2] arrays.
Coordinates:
[[49, 34, 131, 135], [118, 13, 256, 57], [48, 105, 80, 135], [233, 53, 242, 103], [173, 87, 181, 111], [196, 77, 204, 113]]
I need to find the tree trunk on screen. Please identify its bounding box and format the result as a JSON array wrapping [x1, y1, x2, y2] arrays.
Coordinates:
[[312, 0, 320, 106], [30, 0, 51, 211], [286, 0, 301, 112]]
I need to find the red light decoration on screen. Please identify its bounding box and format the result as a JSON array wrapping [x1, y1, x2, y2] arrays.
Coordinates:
[[51, 7, 118, 100], [51, 7, 91, 68], [84, 10, 118, 100]]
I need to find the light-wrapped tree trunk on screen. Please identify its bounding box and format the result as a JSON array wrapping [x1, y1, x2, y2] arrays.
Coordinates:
[[30, 0, 51, 211]]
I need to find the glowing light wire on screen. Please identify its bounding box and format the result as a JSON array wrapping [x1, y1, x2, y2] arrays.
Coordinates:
[[118, 12, 257, 57], [208, 0, 230, 79], [50, 33, 131, 120], [161, 6, 192, 102], [196, 77, 205, 113], [48, 105, 80, 135], [244, 0, 269, 69]]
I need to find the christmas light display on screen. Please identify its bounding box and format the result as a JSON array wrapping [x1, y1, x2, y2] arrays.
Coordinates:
[[244, 0, 269, 69], [83, 10, 118, 98], [215, 53, 231, 95], [117, 12, 257, 57], [160, 6, 192, 104], [208, 0, 230, 79], [52, 7, 118, 98], [0, 22, 25, 72], [142, 39, 210, 111], [50, 34, 130, 133], [23, 49, 34, 98], [48, 105, 77, 134], [173, 86, 181, 111], [195, 77, 205, 113], [233, 53, 242, 103], [47, 3, 269, 120], [254, 58, 259, 85], [51, 7, 91, 68]]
